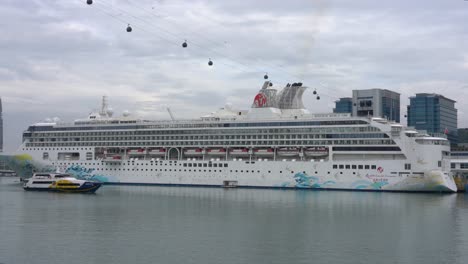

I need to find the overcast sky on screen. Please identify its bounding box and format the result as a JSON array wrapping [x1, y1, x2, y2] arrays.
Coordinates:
[[1, 0, 468, 152]]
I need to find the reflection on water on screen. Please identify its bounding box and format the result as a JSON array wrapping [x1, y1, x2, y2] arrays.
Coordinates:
[[1, 177, 468, 264]]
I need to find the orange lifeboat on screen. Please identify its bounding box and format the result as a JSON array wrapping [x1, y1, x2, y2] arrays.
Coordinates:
[[148, 148, 166, 156], [206, 148, 227, 156], [304, 147, 329, 157], [253, 148, 274, 157], [277, 147, 300, 157], [229, 148, 250, 157], [184, 148, 205, 157], [128, 148, 146, 155]]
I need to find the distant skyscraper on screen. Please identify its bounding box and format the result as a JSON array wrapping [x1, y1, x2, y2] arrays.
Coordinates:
[[333, 97, 353, 114], [352, 89, 400, 122], [407, 93, 458, 143], [0, 97, 3, 152]]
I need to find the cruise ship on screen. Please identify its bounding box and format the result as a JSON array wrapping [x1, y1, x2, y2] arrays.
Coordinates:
[[10, 81, 457, 192]]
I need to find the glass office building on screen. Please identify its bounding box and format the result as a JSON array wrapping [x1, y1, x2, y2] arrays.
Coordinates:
[[407, 93, 457, 143], [333, 97, 353, 114]]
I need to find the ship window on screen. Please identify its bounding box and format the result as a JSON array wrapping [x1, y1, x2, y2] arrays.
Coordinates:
[[224, 164, 228, 167], [365, 165, 370, 169], [214, 164, 218, 167], [438, 161, 441, 167], [333, 165, 337, 169], [358, 165, 363, 169], [345, 165, 350, 169], [352, 165, 357, 169], [451, 163, 456, 169], [371, 165, 376, 169], [42, 152, 49, 160], [404, 163, 411, 170], [203, 164, 207, 167], [339, 165, 344, 169]]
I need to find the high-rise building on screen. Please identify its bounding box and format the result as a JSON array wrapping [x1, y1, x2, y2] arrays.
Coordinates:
[[407, 93, 457, 143], [352, 89, 400, 122], [333, 97, 352, 114], [0, 97, 3, 153]]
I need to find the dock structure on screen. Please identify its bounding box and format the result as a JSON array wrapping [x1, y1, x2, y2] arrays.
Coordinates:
[[0, 160, 16, 176], [451, 159, 468, 192]]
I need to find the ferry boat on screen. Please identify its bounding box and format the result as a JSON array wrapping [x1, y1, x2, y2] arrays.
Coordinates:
[[11, 82, 457, 192], [23, 173, 102, 193]]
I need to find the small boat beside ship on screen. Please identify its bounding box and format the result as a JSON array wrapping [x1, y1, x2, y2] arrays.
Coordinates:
[[23, 173, 102, 193]]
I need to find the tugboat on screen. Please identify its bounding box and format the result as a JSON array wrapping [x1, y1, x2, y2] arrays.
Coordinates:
[[23, 173, 102, 193]]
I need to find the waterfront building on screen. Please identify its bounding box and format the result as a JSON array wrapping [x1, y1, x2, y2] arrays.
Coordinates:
[[352, 89, 400, 122], [0, 97, 2, 153], [407, 93, 457, 143], [333, 97, 352, 114]]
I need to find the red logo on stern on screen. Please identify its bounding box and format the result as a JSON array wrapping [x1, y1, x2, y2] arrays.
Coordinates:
[[377, 166, 384, 173], [253, 93, 267, 107]]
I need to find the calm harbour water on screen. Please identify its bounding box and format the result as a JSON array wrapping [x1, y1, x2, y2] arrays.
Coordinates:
[[1, 177, 468, 264]]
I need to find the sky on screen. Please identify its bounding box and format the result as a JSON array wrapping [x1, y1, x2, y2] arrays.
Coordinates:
[[1, 0, 468, 152]]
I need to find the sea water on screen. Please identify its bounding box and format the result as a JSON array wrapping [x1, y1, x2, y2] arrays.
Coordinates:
[[1, 177, 467, 264]]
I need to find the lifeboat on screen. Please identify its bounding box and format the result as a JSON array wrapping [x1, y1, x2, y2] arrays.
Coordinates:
[[277, 147, 300, 157], [253, 148, 274, 157], [103, 155, 122, 162], [184, 148, 205, 157], [304, 147, 329, 157], [148, 148, 166, 156], [206, 148, 227, 156], [128, 148, 146, 155], [229, 148, 250, 156]]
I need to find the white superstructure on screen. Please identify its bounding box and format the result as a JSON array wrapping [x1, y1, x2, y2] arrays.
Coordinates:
[[16, 82, 457, 192]]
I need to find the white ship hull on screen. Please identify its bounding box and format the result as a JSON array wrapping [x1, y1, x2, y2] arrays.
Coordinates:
[[12, 156, 456, 192]]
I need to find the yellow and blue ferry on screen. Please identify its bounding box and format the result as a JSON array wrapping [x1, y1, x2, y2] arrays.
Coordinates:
[[23, 173, 102, 193]]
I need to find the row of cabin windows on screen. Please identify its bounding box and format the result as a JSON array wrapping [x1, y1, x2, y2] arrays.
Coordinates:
[[52, 161, 224, 167], [452, 163, 468, 169], [183, 163, 228, 168], [27, 126, 380, 137], [333, 164, 377, 170], [25, 139, 396, 148], [28, 133, 388, 142], [93, 168, 227, 172]]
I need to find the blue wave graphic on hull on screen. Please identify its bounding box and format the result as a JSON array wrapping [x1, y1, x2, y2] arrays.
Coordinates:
[[351, 180, 388, 190], [292, 172, 336, 188], [66, 165, 110, 183]]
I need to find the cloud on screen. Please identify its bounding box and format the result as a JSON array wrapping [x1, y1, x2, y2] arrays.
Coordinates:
[[1, 0, 468, 151]]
